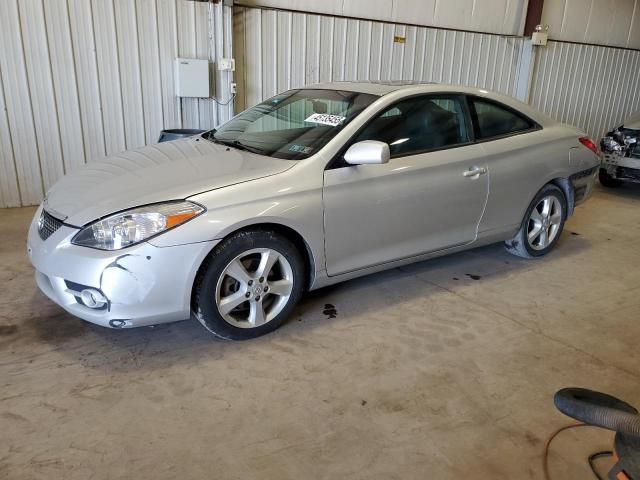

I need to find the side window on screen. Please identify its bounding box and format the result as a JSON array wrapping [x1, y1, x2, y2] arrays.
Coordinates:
[[471, 99, 535, 140], [352, 95, 470, 157], [381, 107, 401, 118]]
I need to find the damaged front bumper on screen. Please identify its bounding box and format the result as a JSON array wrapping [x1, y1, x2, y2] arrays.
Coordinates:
[[601, 154, 640, 183], [27, 206, 217, 329], [601, 128, 640, 183]]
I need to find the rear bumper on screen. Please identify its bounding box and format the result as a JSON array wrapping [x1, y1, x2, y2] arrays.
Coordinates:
[[27, 206, 218, 329], [571, 166, 598, 207]]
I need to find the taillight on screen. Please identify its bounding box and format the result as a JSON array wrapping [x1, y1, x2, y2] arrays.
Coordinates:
[[579, 137, 599, 155]]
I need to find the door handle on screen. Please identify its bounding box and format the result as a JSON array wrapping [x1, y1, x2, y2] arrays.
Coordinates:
[[463, 166, 487, 177]]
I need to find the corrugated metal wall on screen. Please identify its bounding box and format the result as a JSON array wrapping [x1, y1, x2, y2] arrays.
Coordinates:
[[237, 0, 529, 36], [530, 41, 640, 139], [234, 7, 528, 112], [235, 6, 640, 146], [3, 2, 640, 208], [0, 0, 234, 208], [542, 0, 640, 49]]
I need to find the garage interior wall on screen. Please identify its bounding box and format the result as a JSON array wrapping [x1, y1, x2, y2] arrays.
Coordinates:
[[237, 0, 529, 36], [235, 4, 640, 141], [542, 0, 640, 49], [3, 1, 640, 209], [0, 0, 234, 209], [531, 0, 640, 139], [233, 7, 528, 112], [530, 41, 640, 142]]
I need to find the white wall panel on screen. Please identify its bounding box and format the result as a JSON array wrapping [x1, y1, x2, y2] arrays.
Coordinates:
[[631, 3, 640, 49], [157, 0, 182, 130], [234, 7, 526, 111], [68, 0, 106, 162], [18, 0, 65, 191], [43, 0, 86, 173], [530, 41, 640, 139], [219, 3, 236, 123], [196, 0, 215, 130], [92, 0, 127, 155], [177, 0, 200, 128], [137, 0, 166, 145], [0, 0, 234, 208], [239, 0, 528, 35], [542, 0, 640, 49], [0, 74, 20, 208], [114, 0, 146, 150], [0, 0, 44, 205]]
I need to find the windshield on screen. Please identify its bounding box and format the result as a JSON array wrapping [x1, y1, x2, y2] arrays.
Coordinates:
[[206, 89, 378, 160]]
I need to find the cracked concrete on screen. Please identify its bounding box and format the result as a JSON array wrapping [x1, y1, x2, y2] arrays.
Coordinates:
[[1, 185, 640, 479]]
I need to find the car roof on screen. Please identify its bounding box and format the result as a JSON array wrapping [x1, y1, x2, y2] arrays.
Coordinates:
[[303, 81, 556, 127], [305, 81, 438, 96]]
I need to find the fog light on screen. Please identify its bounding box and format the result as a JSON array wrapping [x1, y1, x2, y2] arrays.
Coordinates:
[[80, 289, 107, 309]]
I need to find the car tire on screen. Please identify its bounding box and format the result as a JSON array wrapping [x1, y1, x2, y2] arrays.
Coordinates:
[[505, 184, 567, 259], [599, 168, 623, 188], [192, 229, 305, 340]]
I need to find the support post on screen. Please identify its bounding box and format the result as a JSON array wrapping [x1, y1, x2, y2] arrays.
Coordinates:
[[523, 0, 544, 36], [515, 40, 536, 104]]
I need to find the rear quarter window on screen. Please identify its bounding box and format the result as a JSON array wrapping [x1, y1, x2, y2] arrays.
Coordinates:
[[471, 98, 536, 140]]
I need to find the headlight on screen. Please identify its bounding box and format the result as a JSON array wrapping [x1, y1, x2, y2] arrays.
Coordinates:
[[72, 201, 205, 250]]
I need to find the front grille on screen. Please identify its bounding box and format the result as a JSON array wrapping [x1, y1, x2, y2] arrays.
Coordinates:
[[38, 210, 64, 241]]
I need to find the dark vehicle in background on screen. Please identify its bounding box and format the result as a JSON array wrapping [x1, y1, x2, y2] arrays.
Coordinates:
[[600, 111, 640, 187]]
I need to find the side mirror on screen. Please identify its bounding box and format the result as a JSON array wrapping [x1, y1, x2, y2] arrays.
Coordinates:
[[344, 140, 390, 165]]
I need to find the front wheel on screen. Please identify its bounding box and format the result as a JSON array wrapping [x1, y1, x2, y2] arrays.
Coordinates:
[[192, 230, 305, 340], [599, 168, 623, 188], [505, 184, 567, 259]]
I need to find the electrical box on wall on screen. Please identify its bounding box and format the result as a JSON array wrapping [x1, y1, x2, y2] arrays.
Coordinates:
[[217, 58, 235, 71], [175, 58, 210, 97], [532, 31, 548, 46]]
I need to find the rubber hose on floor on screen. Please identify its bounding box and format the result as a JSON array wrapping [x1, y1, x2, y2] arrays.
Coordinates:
[[554, 388, 640, 437]]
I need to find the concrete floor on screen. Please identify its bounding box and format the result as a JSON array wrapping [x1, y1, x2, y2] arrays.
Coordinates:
[[2, 185, 640, 479]]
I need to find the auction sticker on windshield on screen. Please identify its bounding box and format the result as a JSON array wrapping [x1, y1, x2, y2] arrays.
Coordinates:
[[304, 113, 346, 127]]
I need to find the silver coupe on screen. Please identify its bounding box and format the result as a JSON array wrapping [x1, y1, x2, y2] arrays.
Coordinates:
[[27, 82, 600, 339]]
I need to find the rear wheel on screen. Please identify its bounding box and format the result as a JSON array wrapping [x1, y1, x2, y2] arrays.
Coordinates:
[[599, 168, 623, 188], [193, 230, 305, 340], [505, 184, 567, 258]]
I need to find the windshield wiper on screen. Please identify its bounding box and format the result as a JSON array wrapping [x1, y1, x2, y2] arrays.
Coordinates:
[[211, 137, 267, 156]]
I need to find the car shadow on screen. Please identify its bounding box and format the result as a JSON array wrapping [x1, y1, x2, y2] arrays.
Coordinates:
[[18, 234, 591, 373]]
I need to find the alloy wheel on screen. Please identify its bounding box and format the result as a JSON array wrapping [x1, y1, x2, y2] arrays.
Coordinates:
[[215, 248, 294, 328], [527, 195, 562, 251]]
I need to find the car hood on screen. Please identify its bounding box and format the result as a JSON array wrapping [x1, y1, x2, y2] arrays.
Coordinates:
[[44, 138, 296, 226]]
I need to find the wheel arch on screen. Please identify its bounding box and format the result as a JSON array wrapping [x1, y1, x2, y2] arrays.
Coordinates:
[[549, 177, 574, 217], [191, 222, 317, 310]]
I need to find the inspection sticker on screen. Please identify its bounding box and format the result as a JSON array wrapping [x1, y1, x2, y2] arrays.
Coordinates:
[[289, 144, 314, 154], [304, 113, 346, 127]]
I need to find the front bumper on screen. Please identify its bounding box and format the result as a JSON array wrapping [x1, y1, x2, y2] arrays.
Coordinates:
[[602, 154, 640, 183], [27, 207, 218, 329]]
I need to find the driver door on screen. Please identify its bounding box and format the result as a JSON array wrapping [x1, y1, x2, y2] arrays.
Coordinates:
[[323, 94, 489, 276]]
